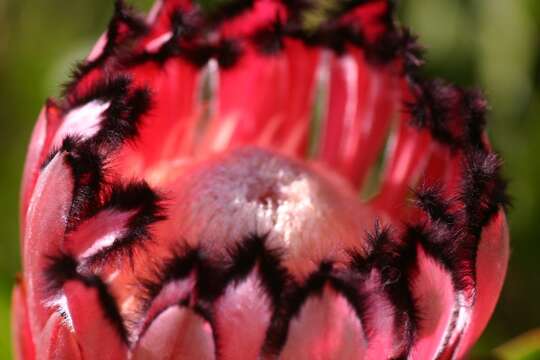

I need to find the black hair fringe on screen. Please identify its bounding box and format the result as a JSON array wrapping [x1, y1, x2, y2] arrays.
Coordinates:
[[62, 0, 147, 94], [84, 181, 166, 268]]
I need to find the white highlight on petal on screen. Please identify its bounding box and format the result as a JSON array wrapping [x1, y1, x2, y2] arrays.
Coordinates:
[[359, 73, 382, 138], [106, 270, 120, 284], [147, 0, 163, 24], [66, 209, 134, 260], [52, 100, 110, 149], [145, 31, 173, 53], [391, 135, 415, 185], [87, 33, 108, 62], [46, 294, 74, 332], [121, 296, 136, 314], [448, 292, 472, 352], [412, 247, 460, 359], [340, 55, 359, 158], [80, 228, 126, 260], [209, 115, 239, 152]]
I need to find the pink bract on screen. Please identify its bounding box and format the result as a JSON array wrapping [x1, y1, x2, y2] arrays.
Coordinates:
[[14, 0, 510, 359]]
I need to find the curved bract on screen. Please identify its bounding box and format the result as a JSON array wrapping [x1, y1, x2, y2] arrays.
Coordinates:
[[14, 1, 509, 359]]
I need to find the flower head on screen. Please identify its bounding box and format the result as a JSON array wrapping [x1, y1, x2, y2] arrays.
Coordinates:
[[13, 0, 509, 359]]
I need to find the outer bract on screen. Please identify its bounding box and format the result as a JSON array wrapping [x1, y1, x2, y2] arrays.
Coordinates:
[[14, 1, 510, 359]]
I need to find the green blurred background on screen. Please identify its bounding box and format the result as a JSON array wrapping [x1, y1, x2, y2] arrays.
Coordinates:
[[0, 0, 539, 358]]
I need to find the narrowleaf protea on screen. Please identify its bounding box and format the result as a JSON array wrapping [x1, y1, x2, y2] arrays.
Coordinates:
[[13, 0, 510, 359]]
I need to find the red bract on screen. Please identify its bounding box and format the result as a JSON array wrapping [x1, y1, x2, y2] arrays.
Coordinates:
[[14, 0, 510, 359]]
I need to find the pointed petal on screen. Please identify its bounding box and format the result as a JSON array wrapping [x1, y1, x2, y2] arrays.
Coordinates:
[[215, 48, 289, 149], [276, 39, 320, 155], [319, 54, 355, 170], [20, 100, 62, 235], [362, 270, 402, 359], [320, 51, 398, 188], [456, 211, 510, 357], [23, 153, 73, 338], [280, 286, 367, 360], [36, 313, 81, 360], [147, 0, 191, 35], [63, 280, 128, 360], [214, 270, 272, 360], [341, 56, 397, 188], [20, 107, 47, 226], [130, 59, 200, 165], [133, 306, 216, 360], [373, 123, 433, 216], [411, 247, 460, 359], [138, 276, 196, 338], [11, 283, 36, 360], [201, 1, 290, 151]]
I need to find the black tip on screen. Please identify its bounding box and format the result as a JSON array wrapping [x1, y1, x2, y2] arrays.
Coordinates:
[[414, 183, 455, 225]]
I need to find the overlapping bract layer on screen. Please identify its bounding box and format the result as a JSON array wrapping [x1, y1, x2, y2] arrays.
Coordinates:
[[14, 0, 509, 359]]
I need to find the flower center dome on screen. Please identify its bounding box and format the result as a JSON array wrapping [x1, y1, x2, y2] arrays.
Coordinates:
[[155, 146, 376, 279]]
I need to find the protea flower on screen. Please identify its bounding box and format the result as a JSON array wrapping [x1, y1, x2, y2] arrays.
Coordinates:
[[13, 0, 510, 359]]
